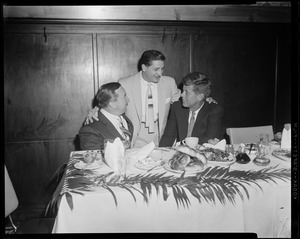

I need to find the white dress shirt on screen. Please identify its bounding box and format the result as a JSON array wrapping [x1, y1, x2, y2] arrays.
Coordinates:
[[188, 102, 204, 124], [100, 109, 128, 138]]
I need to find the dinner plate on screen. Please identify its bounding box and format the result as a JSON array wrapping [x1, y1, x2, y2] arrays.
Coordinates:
[[150, 148, 176, 160], [207, 158, 236, 166], [164, 162, 206, 175], [134, 157, 164, 170], [272, 148, 291, 161], [134, 148, 176, 170], [74, 160, 104, 170]]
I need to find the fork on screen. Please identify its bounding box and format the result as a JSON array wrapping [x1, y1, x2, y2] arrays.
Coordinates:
[[146, 160, 165, 173]]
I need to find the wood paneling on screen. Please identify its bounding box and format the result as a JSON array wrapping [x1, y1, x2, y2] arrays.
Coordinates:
[[194, 34, 277, 131], [5, 140, 74, 207], [3, 5, 291, 23], [4, 33, 94, 141], [96, 34, 190, 86]]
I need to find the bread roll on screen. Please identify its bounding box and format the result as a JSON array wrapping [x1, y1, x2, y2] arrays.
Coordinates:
[[177, 145, 207, 165], [169, 152, 190, 170]]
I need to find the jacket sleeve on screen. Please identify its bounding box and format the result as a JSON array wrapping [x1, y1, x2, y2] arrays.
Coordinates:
[[159, 103, 178, 147], [78, 125, 104, 150], [170, 78, 181, 103], [201, 106, 224, 144]]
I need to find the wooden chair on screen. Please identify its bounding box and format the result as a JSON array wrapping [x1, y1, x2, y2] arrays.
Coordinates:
[[5, 165, 55, 234], [226, 125, 274, 144]]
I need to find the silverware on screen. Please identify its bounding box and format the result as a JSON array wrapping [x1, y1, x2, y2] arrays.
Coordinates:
[[146, 160, 165, 173]]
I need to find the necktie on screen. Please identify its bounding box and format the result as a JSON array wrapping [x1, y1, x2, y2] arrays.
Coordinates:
[[145, 83, 155, 133], [187, 111, 196, 137], [119, 117, 131, 141]]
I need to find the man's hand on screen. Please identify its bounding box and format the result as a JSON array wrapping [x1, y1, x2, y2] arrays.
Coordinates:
[[207, 138, 220, 145], [84, 106, 99, 125], [206, 97, 218, 104]]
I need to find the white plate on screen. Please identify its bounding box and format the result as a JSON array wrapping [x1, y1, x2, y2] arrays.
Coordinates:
[[207, 159, 236, 166], [134, 148, 176, 170], [134, 158, 164, 170], [150, 148, 176, 160], [164, 162, 206, 175], [74, 160, 104, 170], [272, 148, 291, 161]]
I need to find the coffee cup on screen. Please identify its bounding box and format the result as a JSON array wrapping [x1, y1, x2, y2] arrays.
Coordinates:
[[182, 137, 199, 149]]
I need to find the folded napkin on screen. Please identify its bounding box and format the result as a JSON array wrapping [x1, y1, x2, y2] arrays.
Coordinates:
[[130, 141, 155, 161], [203, 139, 226, 151], [104, 137, 125, 172], [281, 127, 291, 150]]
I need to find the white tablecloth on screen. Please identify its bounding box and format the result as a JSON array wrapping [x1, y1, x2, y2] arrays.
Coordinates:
[[51, 144, 291, 237]]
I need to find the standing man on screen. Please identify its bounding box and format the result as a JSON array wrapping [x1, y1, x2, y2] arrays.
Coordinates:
[[86, 50, 181, 148], [79, 82, 133, 150], [118, 50, 181, 147], [159, 72, 224, 146]]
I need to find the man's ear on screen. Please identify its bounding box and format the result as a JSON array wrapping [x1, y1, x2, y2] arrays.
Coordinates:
[[108, 100, 116, 109], [197, 93, 205, 101], [141, 64, 147, 72]]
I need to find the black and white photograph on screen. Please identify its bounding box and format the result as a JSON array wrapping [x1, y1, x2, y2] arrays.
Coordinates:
[[3, 3, 297, 238]]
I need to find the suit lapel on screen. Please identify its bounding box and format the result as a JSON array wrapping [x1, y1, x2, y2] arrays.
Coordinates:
[[95, 110, 123, 139], [157, 79, 167, 133], [193, 102, 208, 130], [130, 73, 142, 121], [122, 114, 134, 140]]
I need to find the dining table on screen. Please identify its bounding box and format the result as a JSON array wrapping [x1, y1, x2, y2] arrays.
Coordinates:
[[49, 142, 291, 237]]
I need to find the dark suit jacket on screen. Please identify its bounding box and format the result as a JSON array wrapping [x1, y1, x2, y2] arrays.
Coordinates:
[[79, 109, 134, 150], [159, 100, 224, 146]]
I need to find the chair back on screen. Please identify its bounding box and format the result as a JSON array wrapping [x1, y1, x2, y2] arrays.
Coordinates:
[[226, 125, 274, 144], [5, 165, 19, 217]]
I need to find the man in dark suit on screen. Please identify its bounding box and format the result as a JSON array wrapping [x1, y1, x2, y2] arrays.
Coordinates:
[[79, 82, 134, 150], [159, 72, 224, 146]]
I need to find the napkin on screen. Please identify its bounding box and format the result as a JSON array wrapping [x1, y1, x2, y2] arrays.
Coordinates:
[[130, 141, 155, 161], [203, 139, 226, 151], [281, 127, 291, 150], [104, 137, 125, 172]]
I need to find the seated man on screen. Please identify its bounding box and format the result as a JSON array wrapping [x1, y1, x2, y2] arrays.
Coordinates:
[[159, 72, 224, 146], [79, 82, 133, 150]]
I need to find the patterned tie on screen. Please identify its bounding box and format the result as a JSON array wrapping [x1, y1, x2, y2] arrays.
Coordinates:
[[119, 117, 131, 141], [187, 111, 196, 137], [145, 83, 155, 133]]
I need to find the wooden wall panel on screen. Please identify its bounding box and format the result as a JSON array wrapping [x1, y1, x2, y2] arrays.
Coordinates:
[[193, 34, 277, 132], [4, 33, 94, 141], [5, 140, 75, 207], [96, 34, 190, 87]]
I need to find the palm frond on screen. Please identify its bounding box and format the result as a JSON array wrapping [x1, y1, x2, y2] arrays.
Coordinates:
[[48, 163, 290, 212]]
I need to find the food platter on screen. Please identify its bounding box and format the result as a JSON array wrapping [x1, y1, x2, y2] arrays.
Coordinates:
[[134, 148, 176, 170], [272, 148, 291, 161], [164, 161, 206, 175], [134, 158, 164, 170], [74, 160, 104, 170]]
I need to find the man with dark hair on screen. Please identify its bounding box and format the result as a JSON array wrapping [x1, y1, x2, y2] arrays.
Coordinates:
[[159, 72, 224, 146], [86, 50, 181, 148], [79, 82, 133, 150], [85, 50, 216, 148]]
